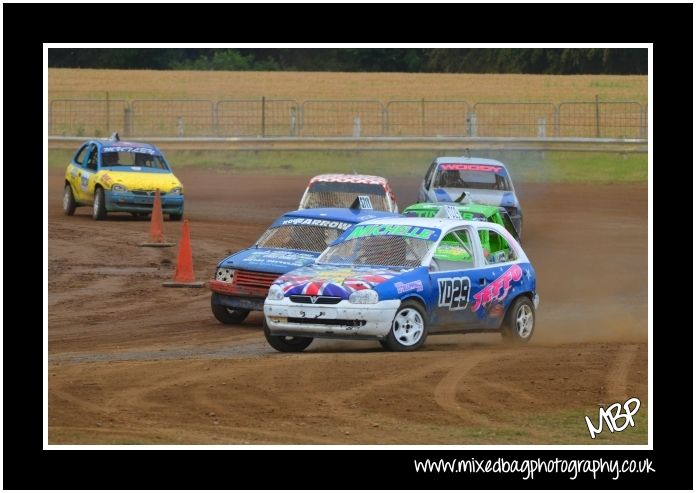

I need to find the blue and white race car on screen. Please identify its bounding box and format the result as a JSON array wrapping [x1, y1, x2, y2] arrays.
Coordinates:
[[418, 157, 524, 238], [264, 217, 538, 352], [209, 207, 399, 325]]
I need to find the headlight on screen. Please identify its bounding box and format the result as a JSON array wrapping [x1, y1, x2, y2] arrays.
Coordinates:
[[349, 289, 378, 304], [112, 184, 128, 192], [215, 267, 235, 282], [267, 284, 285, 301], [170, 187, 183, 195]]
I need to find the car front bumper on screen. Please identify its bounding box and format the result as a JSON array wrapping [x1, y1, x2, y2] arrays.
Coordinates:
[[211, 291, 265, 312], [104, 190, 184, 214], [264, 298, 401, 340]]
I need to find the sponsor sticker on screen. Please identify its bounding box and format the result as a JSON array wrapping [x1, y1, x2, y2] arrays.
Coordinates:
[[280, 218, 352, 230], [440, 163, 503, 173], [394, 280, 424, 294], [471, 264, 523, 311], [345, 224, 439, 241]]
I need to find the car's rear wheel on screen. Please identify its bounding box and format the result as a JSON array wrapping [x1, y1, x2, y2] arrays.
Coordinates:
[[92, 187, 107, 220], [383, 300, 428, 351], [211, 297, 250, 325], [63, 184, 76, 216], [501, 296, 535, 343], [263, 318, 313, 352]]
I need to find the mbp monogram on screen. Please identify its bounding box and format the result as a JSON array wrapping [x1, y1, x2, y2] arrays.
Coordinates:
[[584, 397, 641, 439]]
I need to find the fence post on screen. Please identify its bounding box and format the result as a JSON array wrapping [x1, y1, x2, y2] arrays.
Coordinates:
[[290, 106, 297, 136], [640, 104, 646, 139], [554, 105, 560, 137], [106, 92, 110, 135], [421, 98, 425, 136], [595, 95, 600, 138], [353, 116, 362, 137], [123, 105, 132, 137], [537, 117, 546, 138], [213, 102, 219, 136], [261, 96, 266, 137], [467, 111, 477, 137]]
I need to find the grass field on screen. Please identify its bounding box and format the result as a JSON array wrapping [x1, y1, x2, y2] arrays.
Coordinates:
[[48, 148, 648, 183], [48, 69, 648, 103]]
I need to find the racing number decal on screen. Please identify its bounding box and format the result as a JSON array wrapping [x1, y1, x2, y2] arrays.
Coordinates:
[[80, 172, 91, 192], [438, 277, 471, 310], [358, 195, 373, 210]]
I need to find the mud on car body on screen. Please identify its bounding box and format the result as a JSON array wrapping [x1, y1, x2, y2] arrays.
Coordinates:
[[299, 174, 399, 213], [264, 217, 538, 352], [209, 207, 400, 325], [418, 157, 523, 237], [63, 135, 184, 220]]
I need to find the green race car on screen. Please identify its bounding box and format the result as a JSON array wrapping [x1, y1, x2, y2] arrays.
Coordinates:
[[403, 200, 520, 262]]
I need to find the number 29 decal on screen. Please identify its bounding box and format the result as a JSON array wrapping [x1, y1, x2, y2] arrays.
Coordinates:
[[438, 276, 471, 310]]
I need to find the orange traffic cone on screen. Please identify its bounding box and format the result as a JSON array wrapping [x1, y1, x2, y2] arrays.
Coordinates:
[[163, 219, 205, 288], [140, 189, 175, 247]]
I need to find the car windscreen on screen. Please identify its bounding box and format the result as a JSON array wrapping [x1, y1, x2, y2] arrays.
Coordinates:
[[256, 225, 344, 252], [317, 225, 439, 268], [302, 182, 390, 211], [434, 167, 511, 191], [101, 147, 169, 170]]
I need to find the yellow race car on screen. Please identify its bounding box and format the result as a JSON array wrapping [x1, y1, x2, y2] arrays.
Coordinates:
[[63, 135, 184, 220]]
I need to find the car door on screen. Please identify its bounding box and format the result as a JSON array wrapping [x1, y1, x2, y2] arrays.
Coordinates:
[[418, 160, 437, 202], [67, 143, 89, 201], [75, 143, 99, 203], [427, 228, 484, 331], [467, 226, 525, 329]]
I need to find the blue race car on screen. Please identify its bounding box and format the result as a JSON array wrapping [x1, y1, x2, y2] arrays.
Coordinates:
[[418, 156, 524, 238], [209, 206, 399, 325], [264, 217, 538, 352]]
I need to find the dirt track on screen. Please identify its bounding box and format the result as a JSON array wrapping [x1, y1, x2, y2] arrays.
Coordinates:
[[48, 167, 648, 444]]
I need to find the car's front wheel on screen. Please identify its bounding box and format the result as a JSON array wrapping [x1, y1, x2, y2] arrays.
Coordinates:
[[92, 187, 107, 220], [211, 298, 250, 325], [263, 318, 313, 352], [501, 296, 535, 343], [63, 184, 76, 216], [383, 300, 428, 351]]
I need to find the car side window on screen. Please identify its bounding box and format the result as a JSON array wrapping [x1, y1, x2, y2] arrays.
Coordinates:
[[478, 228, 517, 264], [84, 145, 98, 171], [423, 160, 437, 189], [499, 212, 519, 240], [73, 144, 88, 165], [430, 230, 474, 271]]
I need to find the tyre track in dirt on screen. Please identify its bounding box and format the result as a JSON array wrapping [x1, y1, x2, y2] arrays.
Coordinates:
[[605, 344, 639, 402]]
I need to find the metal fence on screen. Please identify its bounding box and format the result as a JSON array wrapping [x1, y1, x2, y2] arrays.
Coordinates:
[[48, 98, 648, 139], [386, 100, 472, 137], [301, 100, 385, 136], [216, 99, 299, 136]]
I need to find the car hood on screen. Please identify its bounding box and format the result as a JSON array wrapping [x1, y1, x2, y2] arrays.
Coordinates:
[[274, 264, 408, 299], [219, 248, 321, 275], [433, 188, 518, 208], [98, 170, 182, 192]]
